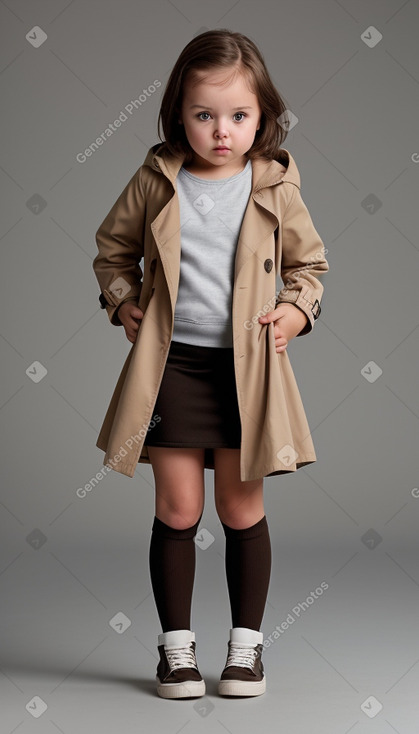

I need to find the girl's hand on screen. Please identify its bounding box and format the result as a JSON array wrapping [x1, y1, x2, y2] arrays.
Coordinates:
[[259, 303, 308, 353], [117, 301, 144, 343]]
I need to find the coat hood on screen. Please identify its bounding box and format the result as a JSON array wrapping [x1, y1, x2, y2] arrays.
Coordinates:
[[142, 142, 301, 192]]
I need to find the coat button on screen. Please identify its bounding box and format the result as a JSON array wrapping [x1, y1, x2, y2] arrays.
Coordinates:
[[264, 258, 273, 273]]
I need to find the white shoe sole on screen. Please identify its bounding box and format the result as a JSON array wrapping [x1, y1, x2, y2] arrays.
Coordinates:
[[218, 675, 266, 697], [156, 675, 206, 699]]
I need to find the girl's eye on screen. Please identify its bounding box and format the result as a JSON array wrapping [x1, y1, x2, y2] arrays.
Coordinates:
[[195, 112, 247, 122]]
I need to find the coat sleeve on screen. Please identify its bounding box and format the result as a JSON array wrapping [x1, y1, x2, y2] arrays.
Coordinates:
[[92, 166, 146, 326], [276, 183, 329, 337]]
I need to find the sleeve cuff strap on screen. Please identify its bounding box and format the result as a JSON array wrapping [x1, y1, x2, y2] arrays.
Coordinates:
[[276, 290, 321, 321]]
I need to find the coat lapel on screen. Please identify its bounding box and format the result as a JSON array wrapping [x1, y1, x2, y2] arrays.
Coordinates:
[[147, 147, 293, 312]]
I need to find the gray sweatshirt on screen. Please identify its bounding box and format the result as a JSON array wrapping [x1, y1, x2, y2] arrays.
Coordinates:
[[172, 159, 252, 348]]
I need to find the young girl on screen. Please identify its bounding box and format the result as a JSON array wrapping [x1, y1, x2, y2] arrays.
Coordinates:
[[93, 29, 329, 700]]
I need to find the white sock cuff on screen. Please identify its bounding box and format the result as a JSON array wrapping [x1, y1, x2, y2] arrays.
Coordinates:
[[158, 629, 195, 647], [230, 627, 263, 644]]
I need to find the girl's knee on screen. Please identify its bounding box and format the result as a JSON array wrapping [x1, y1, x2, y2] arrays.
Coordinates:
[[215, 501, 264, 529], [155, 498, 204, 530], [151, 448, 205, 529], [215, 484, 264, 528]]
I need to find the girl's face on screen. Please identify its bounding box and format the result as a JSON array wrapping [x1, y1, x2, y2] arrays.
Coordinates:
[[178, 68, 262, 177]]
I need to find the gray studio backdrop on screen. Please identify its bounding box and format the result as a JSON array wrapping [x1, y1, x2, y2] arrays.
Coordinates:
[[1, 0, 418, 732]]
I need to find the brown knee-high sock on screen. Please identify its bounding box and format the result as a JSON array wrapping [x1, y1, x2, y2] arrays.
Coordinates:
[[221, 515, 272, 631], [149, 514, 202, 633]]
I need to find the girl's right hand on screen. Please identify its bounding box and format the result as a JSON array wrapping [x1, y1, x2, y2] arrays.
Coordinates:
[[117, 301, 144, 343]]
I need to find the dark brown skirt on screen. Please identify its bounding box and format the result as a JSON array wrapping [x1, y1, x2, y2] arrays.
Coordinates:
[[144, 339, 241, 448]]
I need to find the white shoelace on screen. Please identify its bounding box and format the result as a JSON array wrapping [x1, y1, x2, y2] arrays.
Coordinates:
[[165, 642, 198, 671], [225, 642, 259, 669]]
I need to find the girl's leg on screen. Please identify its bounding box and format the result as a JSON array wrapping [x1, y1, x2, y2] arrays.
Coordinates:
[[147, 446, 205, 632], [213, 448, 271, 631]]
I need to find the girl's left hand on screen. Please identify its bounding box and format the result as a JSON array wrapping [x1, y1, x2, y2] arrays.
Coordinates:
[[259, 303, 308, 353]]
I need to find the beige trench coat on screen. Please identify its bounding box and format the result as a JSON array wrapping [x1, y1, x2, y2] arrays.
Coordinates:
[[92, 143, 329, 481]]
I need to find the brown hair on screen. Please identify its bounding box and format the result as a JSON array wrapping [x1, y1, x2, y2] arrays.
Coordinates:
[[157, 29, 290, 165]]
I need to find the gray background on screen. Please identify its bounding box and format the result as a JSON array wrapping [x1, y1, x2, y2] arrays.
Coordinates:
[[1, 0, 418, 731]]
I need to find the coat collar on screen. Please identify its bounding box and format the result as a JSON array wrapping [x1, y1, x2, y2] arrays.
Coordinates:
[[143, 142, 301, 314], [143, 142, 301, 191]]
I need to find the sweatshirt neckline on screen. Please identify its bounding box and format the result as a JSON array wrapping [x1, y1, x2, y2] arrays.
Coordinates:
[[179, 158, 251, 184]]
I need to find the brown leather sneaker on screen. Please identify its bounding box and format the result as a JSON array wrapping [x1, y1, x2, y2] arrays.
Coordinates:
[[218, 627, 266, 696], [156, 629, 206, 699]]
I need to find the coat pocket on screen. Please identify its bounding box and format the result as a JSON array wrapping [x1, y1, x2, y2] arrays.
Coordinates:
[[138, 257, 157, 314], [138, 285, 155, 322]]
